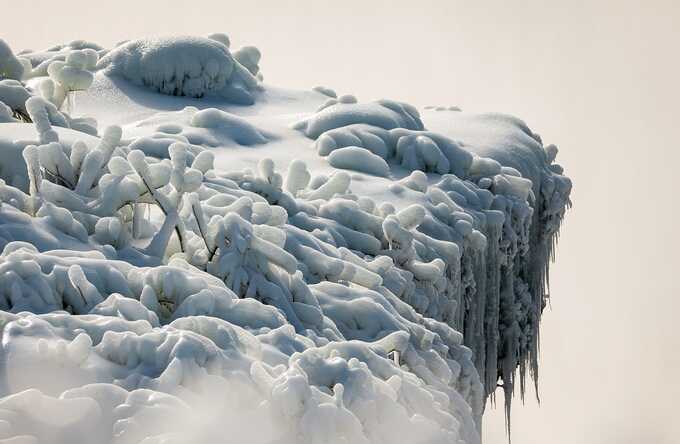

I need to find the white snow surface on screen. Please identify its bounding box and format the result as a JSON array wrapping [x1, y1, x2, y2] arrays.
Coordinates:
[[0, 36, 571, 444]]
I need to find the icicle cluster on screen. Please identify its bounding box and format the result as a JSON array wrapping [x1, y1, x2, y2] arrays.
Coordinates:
[[294, 99, 573, 430]]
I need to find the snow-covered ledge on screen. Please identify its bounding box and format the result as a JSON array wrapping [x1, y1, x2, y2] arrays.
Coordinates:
[[0, 35, 571, 443]]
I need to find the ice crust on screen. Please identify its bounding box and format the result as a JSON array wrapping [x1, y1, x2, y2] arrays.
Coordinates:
[[0, 35, 571, 443]]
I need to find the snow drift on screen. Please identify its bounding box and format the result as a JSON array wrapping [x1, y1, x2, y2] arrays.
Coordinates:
[[0, 35, 571, 444]]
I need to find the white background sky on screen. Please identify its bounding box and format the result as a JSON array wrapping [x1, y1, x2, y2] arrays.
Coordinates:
[[4, 1, 680, 442]]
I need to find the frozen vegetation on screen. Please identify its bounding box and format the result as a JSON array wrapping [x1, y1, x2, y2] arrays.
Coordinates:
[[0, 35, 571, 444]]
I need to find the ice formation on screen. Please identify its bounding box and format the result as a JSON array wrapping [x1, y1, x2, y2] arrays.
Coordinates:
[[0, 35, 571, 443]]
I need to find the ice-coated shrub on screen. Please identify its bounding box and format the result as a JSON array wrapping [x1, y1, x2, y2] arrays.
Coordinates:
[[0, 79, 31, 120], [45, 49, 98, 111], [99, 36, 233, 98], [25, 97, 61, 143], [98, 36, 262, 104], [49, 54, 95, 91], [283, 159, 311, 196], [207, 32, 231, 48], [297, 100, 514, 179], [14, 40, 104, 81], [233, 45, 262, 79], [190, 107, 268, 144], [0, 79, 96, 134]]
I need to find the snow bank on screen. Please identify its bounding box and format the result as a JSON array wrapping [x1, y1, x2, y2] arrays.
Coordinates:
[[0, 33, 572, 444]]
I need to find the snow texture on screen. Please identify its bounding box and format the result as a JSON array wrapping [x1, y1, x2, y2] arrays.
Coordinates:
[[0, 34, 572, 444]]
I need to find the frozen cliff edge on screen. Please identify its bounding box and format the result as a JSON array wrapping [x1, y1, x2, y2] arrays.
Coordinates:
[[0, 35, 571, 444]]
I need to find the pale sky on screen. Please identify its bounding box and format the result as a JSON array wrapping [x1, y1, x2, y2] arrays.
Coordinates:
[[4, 0, 680, 442]]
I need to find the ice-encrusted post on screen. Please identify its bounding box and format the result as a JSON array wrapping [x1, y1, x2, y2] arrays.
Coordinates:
[[25, 97, 59, 144]]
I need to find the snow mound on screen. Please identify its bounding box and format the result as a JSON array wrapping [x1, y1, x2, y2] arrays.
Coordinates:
[[126, 106, 268, 149], [98, 36, 262, 103], [328, 146, 390, 177], [293, 99, 424, 138], [190, 107, 268, 145]]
